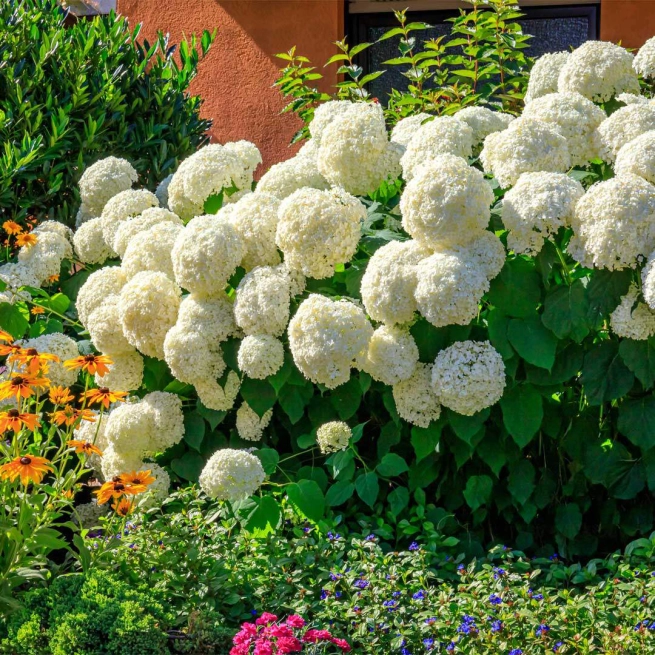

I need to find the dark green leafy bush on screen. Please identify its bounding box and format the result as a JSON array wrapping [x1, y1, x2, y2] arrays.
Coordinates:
[[0, 0, 213, 227]]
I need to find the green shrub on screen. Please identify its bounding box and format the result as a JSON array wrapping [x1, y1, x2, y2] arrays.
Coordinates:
[[0, 569, 172, 655], [0, 0, 213, 227]]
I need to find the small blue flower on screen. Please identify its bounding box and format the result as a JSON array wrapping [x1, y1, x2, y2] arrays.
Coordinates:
[[250, 609, 258, 616], [553, 642, 564, 653], [536, 624, 551, 637], [320, 589, 329, 600], [383, 600, 398, 611], [409, 542, 420, 551], [509, 650, 523, 655], [549, 553, 559, 561], [446, 643, 455, 652], [532, 593, 544, 601], [335, 591, 342, 598], [365, 534, 376, 541], [425, 617, 436, 625], [401, 649, 412, 655], [489, 594, 503, 605], [330, 572, 342, 581], [354, 579, 370, 589], [493, 567, 506, 579], [457, 564, 465, 572], [392, 591, 402, 598], [423, 637, 434, 648], [490, 619, 502, 633], [413, 590, 426, 600]]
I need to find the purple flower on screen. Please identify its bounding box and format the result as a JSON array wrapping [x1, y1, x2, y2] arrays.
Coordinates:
[[365, 534, 376, 541], [489, 594, 502, 605], [493, 567, 506, 579], [354, 579, 370, 589], [553, 643, 564, 653], [320, 589, 329, 600], [536, 624, 551, 637], [413, 590, 426, 601], [490, 619, 502, 633], [409, 542, 420, 551], [509, 650, 523, 655]]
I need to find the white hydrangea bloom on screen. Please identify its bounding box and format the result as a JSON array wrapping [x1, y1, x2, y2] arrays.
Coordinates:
[[118, 271, 181, 359], [317, 102, 401, 196], [452, 230, 505, 281], [480, 118, 571, 188], [357, 325, 419, 385], [137, 463, 171, 509], [502, 172, 584, 256], [597, 105, 655, 162], [101, 445, 145, 480], [400, 155, 494, 250], [522, 92, 606, 166], [221, 192, 281, 270], [255, 150, 329, 200], [86, 300, 134, 355], [309, 100, 355, 143], [167, 142, 261, 220], [176, 293, 238, 343], [316, 421, 352, 454], [234, 266, 291, 337], [276, 187, 365, 279], [277, 262, 306, 298], [94, 351, 144, 391], [238, 334, 284, 379], [390, 113, 433, 148], [431, 340, 506, 416], [18, 231, 72, 283], [642, 252, 655, 309], [236, 402, 273, 441], [558, 41, 639, 102], [100, 189, 159, 251], [610, 283, 655, 340], [155, 173, 174, 209], [414, 252, 489, 328], [78, 157, 138, 216], [164, 324, 226, 384], [74, 501, 108, 529], [75, 203, 96, 228], [195, 371, 241, 412], [73, 217, 114, 265], [0, 263, 40, 296], [524, 51, 570, 103], [113, 207, 183, 258], [615, 131, 655, 184], [455, 107, 515, 147], [617, 93, 649, 106], [400, 116, 474, 181], [141, 392, 185, 452], [199, 448, 266, 501], [634, 36, 655, 79], [360, 239, 431, 325], [569, 174, 655, 270], [104, 401, 157, 456], [288, 294, 373, 389], [121, 221, 182, 281], [76, 266, 126, 326], [34, 220, 73, 243], [392, 363, 441, 428], [172, 214, 244, 296], [19, 333, 79, 387]]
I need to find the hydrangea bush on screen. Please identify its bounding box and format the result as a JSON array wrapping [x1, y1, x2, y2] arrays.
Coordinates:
[[7, 34, 655, 556]]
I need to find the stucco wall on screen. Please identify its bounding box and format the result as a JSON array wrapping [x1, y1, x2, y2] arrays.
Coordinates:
[[116, 0, 344, 174], [600, 0, 655, 48]]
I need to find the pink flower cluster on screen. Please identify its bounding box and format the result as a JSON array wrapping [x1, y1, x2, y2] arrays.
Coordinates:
[[230, 612, 351, 655]]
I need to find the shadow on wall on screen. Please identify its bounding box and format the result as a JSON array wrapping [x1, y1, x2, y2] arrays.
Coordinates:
[[117, 0, 343, 175]]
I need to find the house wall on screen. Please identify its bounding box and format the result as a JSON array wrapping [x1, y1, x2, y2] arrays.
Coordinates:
[[116, 0, 344, 173], [116, 0, 655, 173]]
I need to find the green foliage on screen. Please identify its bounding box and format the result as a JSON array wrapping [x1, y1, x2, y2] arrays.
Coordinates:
[[0, 569, 172, 654], [275, 0, 531, 138], [58, 489, 655, 655], [0, 0, 213, 226]]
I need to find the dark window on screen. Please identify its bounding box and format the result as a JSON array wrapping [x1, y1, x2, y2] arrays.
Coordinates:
[[348, 4, 599, 101]]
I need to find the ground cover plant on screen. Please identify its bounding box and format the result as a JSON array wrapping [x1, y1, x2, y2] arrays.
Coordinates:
[[0, 0, 213, 227]]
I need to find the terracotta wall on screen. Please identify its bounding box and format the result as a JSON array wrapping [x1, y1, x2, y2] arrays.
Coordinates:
[[116, 0, 344, 173], [600, 0, 655, 48]]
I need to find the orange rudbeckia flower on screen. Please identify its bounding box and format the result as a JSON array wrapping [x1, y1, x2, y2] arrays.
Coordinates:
[[0, 375, 49, 402], [15, 233, 37, 248], [67, 439, 103, 457], [51, 406, 96, 427], [49, 386, 74, 405], [0, 330, 14, 343], [95, 476, 146, 505], [2, 221, 22, 236], [0, 409, 40, 433], [121, 469, 156, 488], [0, 455, 53, 485], [9, 348, 60, 376], [0, 341, 21, 357], [83, 387, 127, 409], [112, 497, 133, 517], [64, 354, 112, 377]]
